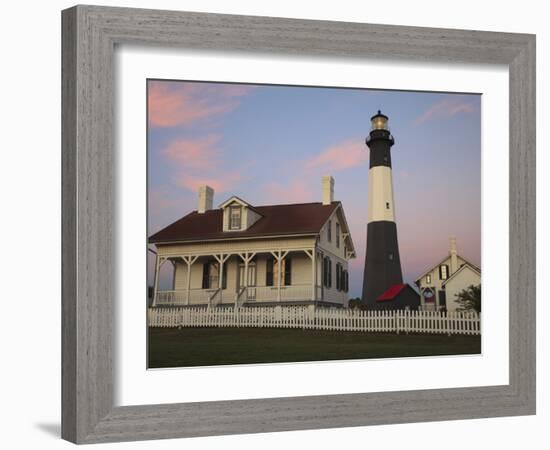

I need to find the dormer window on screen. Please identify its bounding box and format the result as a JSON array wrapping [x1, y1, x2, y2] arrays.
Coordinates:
[[229, 206, 242, 230]]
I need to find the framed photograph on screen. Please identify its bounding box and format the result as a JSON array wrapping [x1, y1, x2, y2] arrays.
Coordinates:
[[62, 5, 535, 444]]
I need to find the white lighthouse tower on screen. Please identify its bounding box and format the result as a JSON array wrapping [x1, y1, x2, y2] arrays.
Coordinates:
[[362, 111, 404, 305]]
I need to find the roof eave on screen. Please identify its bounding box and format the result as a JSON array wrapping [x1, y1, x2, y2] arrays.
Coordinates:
[[149, 231, 320, 246], [441, 263, 481, 287]]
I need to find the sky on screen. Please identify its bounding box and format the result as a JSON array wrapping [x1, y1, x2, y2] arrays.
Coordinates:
[[147, 80, 481, 297]]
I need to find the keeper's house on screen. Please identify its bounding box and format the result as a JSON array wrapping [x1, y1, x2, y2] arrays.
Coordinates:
[[415, 237, 481, 312], [149, 176, 356, 308]]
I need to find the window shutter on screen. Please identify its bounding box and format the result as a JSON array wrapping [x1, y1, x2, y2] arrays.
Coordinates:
[[344, 269, 347, 292], [342, 267, 346, 292], [284, 257, 292, 286], [202, 262, 209, 289], [328, 258, 332, 288], [266, 257, 274, 286], [324, 256, 329, 287], [336, 263, 341, 291], [222, 263, 227, 289]]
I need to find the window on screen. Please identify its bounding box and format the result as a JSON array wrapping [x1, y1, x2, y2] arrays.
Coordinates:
[[202, 261, 227, 289], [439, 264, 449, 280], [327, 220, 332, 242], [336, 264, 347, 292], [426, 274, 432, 284], [323, 256, 332, 288], [386, 202, 390, 209], [229, 206, 242, 230], [266, 257, 291, 286], [336, 223, 340, 248], [266, 257, 274, 286], [284, 257, 292, 286]]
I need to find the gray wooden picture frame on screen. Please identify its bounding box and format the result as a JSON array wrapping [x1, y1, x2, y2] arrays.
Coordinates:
[[61, 5, 536, 444]]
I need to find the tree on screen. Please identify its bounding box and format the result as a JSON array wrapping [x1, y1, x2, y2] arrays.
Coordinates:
[[455, 284, 481, 313], [348, 298, 362, 309]]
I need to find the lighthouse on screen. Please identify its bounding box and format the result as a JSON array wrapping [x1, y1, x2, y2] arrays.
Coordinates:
[[362, 111, 404, 306]]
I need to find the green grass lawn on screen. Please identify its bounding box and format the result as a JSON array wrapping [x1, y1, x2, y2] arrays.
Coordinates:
[[148, 327, 481, 368]]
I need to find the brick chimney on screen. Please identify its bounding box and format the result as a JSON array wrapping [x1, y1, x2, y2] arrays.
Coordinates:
[[322, 175, 334, 205], [198, 185, 214, 213]]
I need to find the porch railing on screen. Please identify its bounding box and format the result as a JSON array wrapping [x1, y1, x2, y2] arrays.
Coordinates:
[[156, 288, 215, 306], [156, 284, 323, 306], [280, 284, 314, 301], [248, 284, 315, 302], [208, 288, 222, 308], [235, 286, 247, 307]]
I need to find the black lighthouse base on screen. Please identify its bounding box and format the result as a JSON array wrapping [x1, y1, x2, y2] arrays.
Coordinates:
[[362, 221, 403, 306]]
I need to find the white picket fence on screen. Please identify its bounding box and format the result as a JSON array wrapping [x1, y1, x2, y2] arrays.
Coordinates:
[[148, 306, 480, 335]]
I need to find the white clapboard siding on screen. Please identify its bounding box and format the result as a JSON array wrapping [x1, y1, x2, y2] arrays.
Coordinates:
[[148, 307, 481, 335]]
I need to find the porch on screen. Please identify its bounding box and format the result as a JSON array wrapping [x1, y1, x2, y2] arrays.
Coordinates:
[[151, 247, 329, 307]]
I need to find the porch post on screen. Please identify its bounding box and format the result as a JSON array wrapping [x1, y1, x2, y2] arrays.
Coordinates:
[[270, 251, 283, 302], [183, 255, 198, 306], [244, 254, 249, 291], [214, 253, 230, 304], [219, 255, 224, 303], [277, 251, 282, 302], [152, 255, 161, 307], [270, 250, 288, 303], [311, 247, 316, 301]]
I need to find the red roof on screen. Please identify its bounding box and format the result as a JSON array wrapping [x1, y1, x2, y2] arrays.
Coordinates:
[[149, 201, 340, 244], [376, 284, 407, 301]]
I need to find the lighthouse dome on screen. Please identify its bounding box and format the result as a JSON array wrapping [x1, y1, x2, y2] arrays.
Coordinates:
[[370, 110, 389, 130]]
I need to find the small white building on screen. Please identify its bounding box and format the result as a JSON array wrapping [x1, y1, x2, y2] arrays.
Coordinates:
[[414, 237, 481, 311], [149, 176, 356, 308]]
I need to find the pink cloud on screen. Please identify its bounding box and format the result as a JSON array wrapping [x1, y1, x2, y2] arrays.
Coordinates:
[[177, 172, 247, 194], [305, 139, 369, 172], [262, 179, 314, 204], [160, 132, 254, 195], [162, 135, 221, 170], [414, 97, 475, 125], [148, 81, 254, 128], [148, 187, 181, 213]]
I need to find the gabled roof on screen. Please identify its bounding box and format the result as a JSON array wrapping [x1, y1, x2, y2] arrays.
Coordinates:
[[441, 262, 481, 287], [149, 201, 340, 244], [376, 284, 407, 301], [218, 196, 261, 215], [414, 254, 481, 283]]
